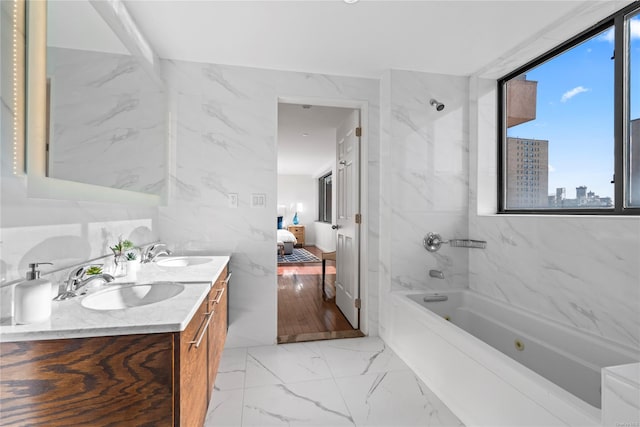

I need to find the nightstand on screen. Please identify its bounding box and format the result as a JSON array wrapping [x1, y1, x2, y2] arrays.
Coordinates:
[[287, 225, 305, 247]]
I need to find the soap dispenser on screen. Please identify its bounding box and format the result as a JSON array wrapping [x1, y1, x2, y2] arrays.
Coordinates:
[[15, 262, 53, 325]]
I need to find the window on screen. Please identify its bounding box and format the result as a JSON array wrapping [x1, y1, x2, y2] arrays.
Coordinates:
[[628, 9, 640, 207], [318, 172, 332, 223], [499, 3, 640, 214]]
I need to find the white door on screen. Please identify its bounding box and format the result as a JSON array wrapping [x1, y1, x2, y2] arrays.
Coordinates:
[[334, 109, 360, 329]]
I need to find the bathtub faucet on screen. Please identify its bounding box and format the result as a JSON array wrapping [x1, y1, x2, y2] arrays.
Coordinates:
[[429, 269, 445, 279]]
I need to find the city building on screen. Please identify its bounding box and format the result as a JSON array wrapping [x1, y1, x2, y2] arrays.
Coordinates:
[[506, 75, 537, 128], [505, 137, 549, 208], [549, 186, 613, 208]]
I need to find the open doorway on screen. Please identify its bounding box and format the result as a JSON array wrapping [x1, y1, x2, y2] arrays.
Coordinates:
[[276, 102, 364, 344]]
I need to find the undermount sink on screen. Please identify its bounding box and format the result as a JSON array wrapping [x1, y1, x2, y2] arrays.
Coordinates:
[[155, 256, 212, 267], [81, 282, 185, 311]]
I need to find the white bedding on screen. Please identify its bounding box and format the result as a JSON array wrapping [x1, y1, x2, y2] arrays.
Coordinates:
[[277, 229, 297, 244]]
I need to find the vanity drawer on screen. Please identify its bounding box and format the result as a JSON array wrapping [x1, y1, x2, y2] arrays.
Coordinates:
[[0, 334, 174, 426], [176, 296, 210, 426]]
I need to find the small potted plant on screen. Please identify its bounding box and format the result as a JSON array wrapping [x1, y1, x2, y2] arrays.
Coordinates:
[[85, 265, 103, 276], [110, 236, 134, 277], [125, 250, 140, 273]]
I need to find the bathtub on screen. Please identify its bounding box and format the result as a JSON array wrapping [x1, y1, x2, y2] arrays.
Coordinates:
[[385, 290, 639, 427]]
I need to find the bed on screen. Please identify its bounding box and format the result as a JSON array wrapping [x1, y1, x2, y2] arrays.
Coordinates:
[[277, 216, 296, 255], [277, 229, 297, 255]]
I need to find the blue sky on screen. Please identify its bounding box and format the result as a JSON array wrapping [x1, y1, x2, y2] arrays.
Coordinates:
[[507, 17, 640, 200]]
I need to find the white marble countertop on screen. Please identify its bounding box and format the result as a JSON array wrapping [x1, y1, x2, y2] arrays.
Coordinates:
[[0, 256, 230, 343]]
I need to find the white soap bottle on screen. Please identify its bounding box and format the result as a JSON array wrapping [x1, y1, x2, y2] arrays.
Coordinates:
[[15, 262, 53, 325]]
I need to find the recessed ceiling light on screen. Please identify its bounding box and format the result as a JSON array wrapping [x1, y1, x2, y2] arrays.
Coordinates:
[[344, 0, 359, 4], [302, 133, 309, 137]]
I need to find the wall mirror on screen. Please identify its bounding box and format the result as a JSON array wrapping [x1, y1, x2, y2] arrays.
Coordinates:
[[26, 0, 166, 204]]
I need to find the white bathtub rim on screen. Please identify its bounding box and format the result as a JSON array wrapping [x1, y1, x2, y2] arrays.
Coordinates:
[[386, 295, 597, 427], [458, 304, 608, 403], [402, 289, 640, 362], [393, 291, 602, 425]]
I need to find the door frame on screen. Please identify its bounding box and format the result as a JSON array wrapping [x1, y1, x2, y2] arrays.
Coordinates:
[[276, 96, 370, 337]]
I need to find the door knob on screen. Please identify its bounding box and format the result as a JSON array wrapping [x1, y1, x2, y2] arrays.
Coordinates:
[[331, 224, 340, 230]]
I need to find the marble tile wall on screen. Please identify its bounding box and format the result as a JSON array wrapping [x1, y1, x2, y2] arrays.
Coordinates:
[[379, 50, 639, 354], [159, 60, 380, 347], [379, 69, 470, 302], [46, 47, 166, 195]]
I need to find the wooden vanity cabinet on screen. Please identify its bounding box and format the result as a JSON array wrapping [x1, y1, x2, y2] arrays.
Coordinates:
[[0, 265, 230, 427], [0, 333, 175, 426]]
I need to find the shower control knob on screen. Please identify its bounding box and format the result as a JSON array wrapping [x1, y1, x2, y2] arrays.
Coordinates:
[[423, 232, 445, 252]]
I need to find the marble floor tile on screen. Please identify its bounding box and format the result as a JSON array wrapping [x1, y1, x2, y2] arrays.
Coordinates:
[[244, 341, 332, 388], [315, 336, 410, 378], [205, 337, 465, 427], [335, 369, 465, 427], [205, 388, 244, 427], [215, 347, 248, 391], [242, 379, 355, 426]]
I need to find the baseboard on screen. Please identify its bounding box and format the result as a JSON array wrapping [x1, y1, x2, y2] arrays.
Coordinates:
[[277, 330, 364, 344]]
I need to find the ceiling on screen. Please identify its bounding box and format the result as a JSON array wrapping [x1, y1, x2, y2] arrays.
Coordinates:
[[277, 103, 354, 175], [117, 0, 607, 175], [124, 0, 589, 78]]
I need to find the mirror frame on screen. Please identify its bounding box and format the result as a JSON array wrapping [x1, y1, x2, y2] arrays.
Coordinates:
[[26, 0, 163, 205]]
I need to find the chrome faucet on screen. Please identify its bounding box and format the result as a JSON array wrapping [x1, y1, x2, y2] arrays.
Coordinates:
[[54, 266, 115, 301], [141, 243, 172, 263]]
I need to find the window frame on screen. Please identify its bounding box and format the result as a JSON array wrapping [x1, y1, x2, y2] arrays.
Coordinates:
[[497, 2, 640, 216], [318, 172, 332, 223]]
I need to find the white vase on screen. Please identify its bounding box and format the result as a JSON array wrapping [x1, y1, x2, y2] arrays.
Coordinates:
[[112, 255, 127, 278], [127, 260, 140, 272], [125, 260, 140, 281]]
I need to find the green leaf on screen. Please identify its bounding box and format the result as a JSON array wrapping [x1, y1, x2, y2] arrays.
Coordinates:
[[86, 266, 103, 275]]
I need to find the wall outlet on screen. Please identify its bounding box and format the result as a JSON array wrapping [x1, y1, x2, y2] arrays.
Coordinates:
[[228, 193, 238, 208]]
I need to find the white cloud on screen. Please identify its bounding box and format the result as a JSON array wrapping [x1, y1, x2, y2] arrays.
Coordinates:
[[599, 28, 615, 43], [598, 19, 640, 43], [561, 86, 590, 103], [548, 164, 556, 172], [632, 19, 640, 39]]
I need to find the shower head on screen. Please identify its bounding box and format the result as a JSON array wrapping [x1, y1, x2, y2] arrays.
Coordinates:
[[430, 98, 445, 112]]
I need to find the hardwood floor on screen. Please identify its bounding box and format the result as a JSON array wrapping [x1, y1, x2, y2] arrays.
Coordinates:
[[277, 246, 363, 344]]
